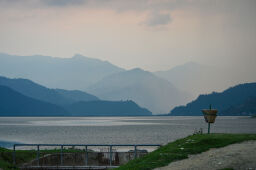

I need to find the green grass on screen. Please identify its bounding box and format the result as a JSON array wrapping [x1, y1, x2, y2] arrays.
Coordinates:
[[0, 147, 86, 170], [0, 148, 37, 170], [116, 134, 256, 170]]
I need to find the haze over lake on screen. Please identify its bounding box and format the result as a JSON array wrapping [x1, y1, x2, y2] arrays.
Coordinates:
[[0, 116, 255, 148]]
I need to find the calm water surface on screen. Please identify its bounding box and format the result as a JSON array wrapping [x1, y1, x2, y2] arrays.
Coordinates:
[[0, 116, 255, 148]]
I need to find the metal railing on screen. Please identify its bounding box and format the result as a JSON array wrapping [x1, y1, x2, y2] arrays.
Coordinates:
[[13, 144, 161, 168]]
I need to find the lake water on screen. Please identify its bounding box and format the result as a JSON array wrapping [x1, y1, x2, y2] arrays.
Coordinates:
[[0, 116, 255, 148]]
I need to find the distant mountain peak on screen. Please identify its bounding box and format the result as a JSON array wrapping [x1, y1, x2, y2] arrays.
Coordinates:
[[72, 53, 104, 61], [87, 67, 190, 114], [73, 54, 87, 59], [128, 68, 147, 73], [130, 68, 144, 71], [72, 54, 99, 61], [0, 53, 124, 90]]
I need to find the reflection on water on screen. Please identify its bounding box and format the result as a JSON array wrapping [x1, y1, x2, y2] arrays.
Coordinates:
[[0, 116, 255, 148]]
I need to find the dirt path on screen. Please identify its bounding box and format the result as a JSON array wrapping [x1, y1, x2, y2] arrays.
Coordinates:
[[154, 140, 256, 170]]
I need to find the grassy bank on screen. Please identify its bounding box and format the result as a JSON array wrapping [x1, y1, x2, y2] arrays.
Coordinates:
[[0, 147, 36, 170], [116, 134, 256, 170], [0, 148, 84, 170]]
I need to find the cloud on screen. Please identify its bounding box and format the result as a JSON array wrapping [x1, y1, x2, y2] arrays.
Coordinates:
[[43, 0, 86, 7], [1, 0, 256, 28], [0, 0, 88, 8], [144, 12, 172, 26]]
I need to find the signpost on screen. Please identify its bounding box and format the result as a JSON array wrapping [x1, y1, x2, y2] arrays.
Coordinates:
[[202, 104, 218, 134]]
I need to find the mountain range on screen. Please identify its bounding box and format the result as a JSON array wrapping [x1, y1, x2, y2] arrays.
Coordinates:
[[0, 76, 99, 106], [87, 68, 190, 113], [170, 83, 256, 116], [0, 53, 124, 90], [1, 52, 255, 115], [0, 76, 152, 116], [0, 53, 191, 113]]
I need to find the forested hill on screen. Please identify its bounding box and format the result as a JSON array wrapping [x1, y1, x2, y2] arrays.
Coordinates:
[[0, 85, 67, 116], [170, 83, 256, 116]]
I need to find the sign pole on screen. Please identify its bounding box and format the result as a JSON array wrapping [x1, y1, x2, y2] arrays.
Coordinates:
[[208, 122, 210, 134]]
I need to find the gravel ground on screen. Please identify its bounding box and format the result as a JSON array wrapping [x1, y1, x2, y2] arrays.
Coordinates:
[[155, 140, 256, 170]]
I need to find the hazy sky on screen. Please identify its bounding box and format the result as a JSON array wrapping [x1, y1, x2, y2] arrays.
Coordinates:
[[0, 0, 256, 71]]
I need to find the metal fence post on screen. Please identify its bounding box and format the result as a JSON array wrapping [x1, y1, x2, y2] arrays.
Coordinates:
[[85, 146, 88, 166], [13, 145, 16, 165], [37, 145, 40, 166], [109, 145, 112, 166], [61, 145, 63, 165], [134, 145, 137, 159]]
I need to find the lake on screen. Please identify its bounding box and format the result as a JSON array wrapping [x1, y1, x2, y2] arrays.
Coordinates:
[[0, 116, 255, 149]]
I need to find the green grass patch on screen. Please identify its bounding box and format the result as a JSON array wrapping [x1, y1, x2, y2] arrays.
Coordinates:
[[116, 134, 256, 170], [0, 147, 87, 170]]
